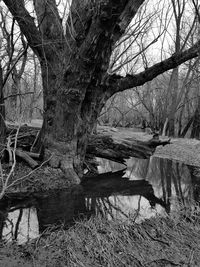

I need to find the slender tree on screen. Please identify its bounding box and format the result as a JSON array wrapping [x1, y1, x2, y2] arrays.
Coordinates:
[[0, 7, 28, 152], [0, 62, 6, 154], [2, 0, 200, 182]]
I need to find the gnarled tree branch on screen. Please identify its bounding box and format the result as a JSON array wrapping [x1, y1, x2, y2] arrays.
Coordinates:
[[106, 39, 200, 94], [78, 0, 145, 71]]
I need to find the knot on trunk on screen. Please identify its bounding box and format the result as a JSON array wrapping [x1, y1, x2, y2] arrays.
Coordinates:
[[61, 88, 82, 106], [98, 1, 112, 21]]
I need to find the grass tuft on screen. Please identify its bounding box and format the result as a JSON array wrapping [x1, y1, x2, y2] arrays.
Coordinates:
[[1, 210, 200, 266]]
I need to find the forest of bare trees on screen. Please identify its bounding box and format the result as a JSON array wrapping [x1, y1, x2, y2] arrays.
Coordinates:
[[100, 0, 200, 138]]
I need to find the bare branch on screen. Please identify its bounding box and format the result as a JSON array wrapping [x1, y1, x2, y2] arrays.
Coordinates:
[[2, 43, 28, 88], [3, 92, 34, 101], [106, 40, 200, 94], [192, 0, 200, 23], [3, 0, 43, 58]]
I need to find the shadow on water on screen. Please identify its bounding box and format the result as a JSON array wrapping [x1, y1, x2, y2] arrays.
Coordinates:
[[0, 156, 200, 243]]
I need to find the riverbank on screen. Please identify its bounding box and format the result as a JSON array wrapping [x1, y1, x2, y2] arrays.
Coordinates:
[[155, 137, 200, 167], [1, 126, 200, 197], [1, 208, 200, 267], [102, 126, 200, 167], [1, 126, 200, 266]]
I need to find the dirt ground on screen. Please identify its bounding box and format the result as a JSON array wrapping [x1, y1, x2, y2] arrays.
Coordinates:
[[1, 163, 72, 196]]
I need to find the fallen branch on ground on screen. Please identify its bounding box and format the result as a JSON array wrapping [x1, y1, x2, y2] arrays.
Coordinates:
[[15, 149, 39, 169]]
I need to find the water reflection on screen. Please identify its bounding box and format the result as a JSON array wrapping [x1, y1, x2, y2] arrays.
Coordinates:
[[98, 157, 196, 212], [127, 157, 195, 212], [83, 169, 166, 221], [36, 187, 86, 232], [0, 156, 199, 243], [2, 208, 38, 244]]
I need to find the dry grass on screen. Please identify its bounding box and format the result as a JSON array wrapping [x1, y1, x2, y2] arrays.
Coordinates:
[[1, 207, 200, 267]]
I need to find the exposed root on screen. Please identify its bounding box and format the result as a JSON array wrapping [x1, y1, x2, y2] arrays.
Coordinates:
[[60, 159, 81, 184], [46, 150, 81, 184]]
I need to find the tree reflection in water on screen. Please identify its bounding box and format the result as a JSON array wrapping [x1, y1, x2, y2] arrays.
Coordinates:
[[82, 168, 166, 221], [0, 207, 38, 244], [98, 156, 198, 213], [0, 156, 199, 243]]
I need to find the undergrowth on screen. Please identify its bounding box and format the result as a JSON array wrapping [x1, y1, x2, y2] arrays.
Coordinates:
[[0, 207, 200, 267]]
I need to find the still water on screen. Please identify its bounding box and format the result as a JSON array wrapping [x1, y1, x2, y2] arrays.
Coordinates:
[[0, 156, 199, 244]]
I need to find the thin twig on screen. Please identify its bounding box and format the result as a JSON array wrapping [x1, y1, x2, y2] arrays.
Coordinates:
[[5, 156, 53, 190], [3, 92, 34, 101], [144, 229, 170, 246], [0, 124, 20, 199], [0, 160, 4, 187]]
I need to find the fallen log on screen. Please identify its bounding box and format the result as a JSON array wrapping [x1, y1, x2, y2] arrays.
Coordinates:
[[5, 124, 171, 165], [87, 133, 170, 164], [15, 149, 39, 169], [25, 151, 40, 159]]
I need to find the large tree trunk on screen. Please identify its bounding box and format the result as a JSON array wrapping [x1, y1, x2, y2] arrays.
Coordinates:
[[37, 54, 109, 183], [30, 0, 115, 182]]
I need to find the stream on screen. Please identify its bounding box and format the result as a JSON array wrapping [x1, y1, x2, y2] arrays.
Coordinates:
[[0, 156, 199, 244]]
